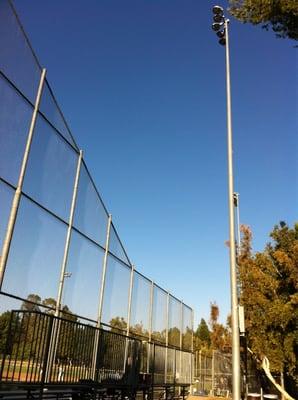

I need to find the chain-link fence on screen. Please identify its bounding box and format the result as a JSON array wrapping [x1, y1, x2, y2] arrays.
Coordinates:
[[193, 350, 232, 396], [193, 348, 285, 398]]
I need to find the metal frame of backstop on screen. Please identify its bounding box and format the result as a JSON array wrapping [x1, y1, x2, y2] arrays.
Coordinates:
[[0, 0, 194, 397]]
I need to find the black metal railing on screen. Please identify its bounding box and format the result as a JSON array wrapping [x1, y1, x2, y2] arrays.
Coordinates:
[[0, 310, 52, 384], [0, 310, 192, 393]]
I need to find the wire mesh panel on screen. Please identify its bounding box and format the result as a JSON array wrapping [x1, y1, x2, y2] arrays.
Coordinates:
[[39, 80, 78, 149], [151, 286, 167, 344], [0, 0, 41, 103], [0, 1, 78, 151], [139, 341, 149, 375], [23, 115, 78, 221], [0, 181, 14, 254], [166, 347, 176, 384], [194, 351, 232, 394], [0, 74, 33, 186], [0, 310, 52, 383], [152, 345, 166, 385], [179, 351, 192, 384], [101, 256, 130, 331], [129, 272, 151, 338], [214, 352, 232, 394], [2, 196, 67, 305], [168, 296, 181, 348], [201, 352, 212, 393], [73, 163, 108, 248], [62, 229, 105, 321], [109, 224, 131, 266], [182, 305, 192, 351]]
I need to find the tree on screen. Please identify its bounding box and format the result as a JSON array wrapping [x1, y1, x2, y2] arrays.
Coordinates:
[[0, 311, 13, 355], [228, 0, 298, 41], [21, 294, 41, 311], [42, 297, 57, 312], [109, 316, 127, 332], [195, 318, 211, 348], [168, 327, 181, 347], [209, 302, 231, 352], [238, 222, 298, 393]]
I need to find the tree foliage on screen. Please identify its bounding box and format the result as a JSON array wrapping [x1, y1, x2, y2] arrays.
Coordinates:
[[228, 0, 298, 40], [193, 304, 231, 353], [196, 318, 211, 347], [209, 303, 232, 352], [238, 222, 298, 385], [109, 316, 127, 332]]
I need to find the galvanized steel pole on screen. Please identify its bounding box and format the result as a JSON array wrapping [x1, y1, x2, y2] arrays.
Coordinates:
[[0, 68, 46, 290], [211, 350, 215, 396], [92, 213, 112, 379], [147, 280, 154, 374], [179, 302, 183, 395], [97, 214, 112, 327], [45, 151, 83, 383], [225, 19, 241, 400], [191, 308, 195, 394], [180, 301, 183, 350], [165, 292, 169, 384], [126, 264, 134, 336], [55, 150, 83, 316], [149, 280, 154, 343]]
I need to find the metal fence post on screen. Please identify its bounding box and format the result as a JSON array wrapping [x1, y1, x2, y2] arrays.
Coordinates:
[[180, 301, 183, 351], [97, 213, 112, 327], [191, 309, 194, 353], [44, 150, 83, 383], [199, 350, 202, 390], [191, 308, 195, 394], [148, 281, 154, 343], [126, 265, 134, 336], [55, 150, 83, 316], [147, 280, 154, 374], [92, 214, 112, 379], [123, 264, 134, 374], [212, 350, 215, 396], [165, 292, 169, 384], [179, 301, 183, 395], [0, 68, 46, 290]]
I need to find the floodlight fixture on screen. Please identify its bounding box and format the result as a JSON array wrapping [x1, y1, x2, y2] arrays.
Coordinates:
[[213, 5, 224, 15], [213, 14, 224, 23], [212, 22, 224, 31], [217, 30, 225, 38], [219, 37, 226, 46]]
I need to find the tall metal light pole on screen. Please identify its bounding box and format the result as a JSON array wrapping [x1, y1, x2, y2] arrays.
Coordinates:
[[211, 6, 241, 400]]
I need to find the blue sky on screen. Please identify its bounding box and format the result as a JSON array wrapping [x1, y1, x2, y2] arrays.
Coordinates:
[[11, 0, 298, 326]]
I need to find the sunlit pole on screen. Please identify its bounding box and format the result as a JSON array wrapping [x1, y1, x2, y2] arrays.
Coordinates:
[[234, 192, 241, 300], [234, 192, 241, 251], [211, 6, 241, 400]]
